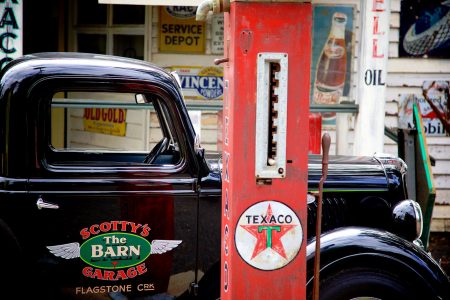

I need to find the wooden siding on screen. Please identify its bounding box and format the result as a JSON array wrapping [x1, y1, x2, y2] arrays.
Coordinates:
[[147, 0, 450, 231], [387, 1, 450, 231]]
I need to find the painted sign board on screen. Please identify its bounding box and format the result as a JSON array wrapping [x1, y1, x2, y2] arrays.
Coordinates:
[[0, 0, 22, 70], [310, 5, 354, 108], [159, 6, 205, 54], [170, 66, 224, 100]]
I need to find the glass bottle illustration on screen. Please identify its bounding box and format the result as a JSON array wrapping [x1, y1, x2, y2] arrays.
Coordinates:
[[313, 12, 348, 108]]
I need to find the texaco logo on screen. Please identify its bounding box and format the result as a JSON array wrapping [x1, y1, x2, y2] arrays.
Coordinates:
[[235, 201, 303, 270]]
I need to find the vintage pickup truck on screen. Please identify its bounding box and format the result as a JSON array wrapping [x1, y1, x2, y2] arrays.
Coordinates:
[[0, 53, 448, 299]]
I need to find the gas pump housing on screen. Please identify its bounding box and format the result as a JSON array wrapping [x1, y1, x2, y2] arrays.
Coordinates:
[[220, 1, 312, 298]]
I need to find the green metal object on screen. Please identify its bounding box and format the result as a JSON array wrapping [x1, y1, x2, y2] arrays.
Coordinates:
[[413, 103, 436, 250]]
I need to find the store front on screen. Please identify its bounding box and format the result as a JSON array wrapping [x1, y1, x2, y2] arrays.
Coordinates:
[[10, 1, 450, 232]]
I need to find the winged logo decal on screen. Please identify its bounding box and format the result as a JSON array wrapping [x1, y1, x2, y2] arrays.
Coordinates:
[[47, 242, 80, 259], [45, 221, 183, 281], [150, 240, 182, 254], [47, 240, 182, 259]]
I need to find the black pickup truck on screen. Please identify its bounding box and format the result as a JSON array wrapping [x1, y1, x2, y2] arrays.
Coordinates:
[[0, 53, 448, 300]]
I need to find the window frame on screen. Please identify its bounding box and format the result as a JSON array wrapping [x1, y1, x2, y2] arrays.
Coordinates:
[[69, 0, 150, 60], [33, 77, 189, 174]]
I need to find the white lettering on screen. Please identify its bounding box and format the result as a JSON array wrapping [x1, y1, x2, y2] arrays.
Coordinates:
[[91, 245, 103, 258]]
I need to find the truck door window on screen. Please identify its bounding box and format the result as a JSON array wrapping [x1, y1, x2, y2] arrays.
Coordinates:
[[50, 91, 181, 167]]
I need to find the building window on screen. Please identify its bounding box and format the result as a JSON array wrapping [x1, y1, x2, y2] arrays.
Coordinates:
[[70, 1, 146, 59]]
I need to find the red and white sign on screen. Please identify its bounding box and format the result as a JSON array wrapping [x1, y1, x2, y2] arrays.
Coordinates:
[[398, 81, 448, 136], [235, 201, 303, 271]]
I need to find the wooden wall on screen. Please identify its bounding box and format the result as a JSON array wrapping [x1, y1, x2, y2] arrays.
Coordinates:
[[387, 0, 450, 231]]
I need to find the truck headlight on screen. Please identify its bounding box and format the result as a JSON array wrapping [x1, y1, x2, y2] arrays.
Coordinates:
[[391, 200, 423, 241]]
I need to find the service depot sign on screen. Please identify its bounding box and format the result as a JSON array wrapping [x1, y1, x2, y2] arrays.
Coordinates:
[[235, 201, 303, 270], [0, 0, 22, 70], [171, 66, 224, 100], [160, 6, 205, 54]]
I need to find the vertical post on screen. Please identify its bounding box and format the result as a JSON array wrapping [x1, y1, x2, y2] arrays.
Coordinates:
[[354, 0, 391, 155], [312, 132, 330, 300], [221, 1, 311, 299]]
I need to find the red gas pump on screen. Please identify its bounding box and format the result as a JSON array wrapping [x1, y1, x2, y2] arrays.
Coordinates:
[[198, 1, 311, 298]]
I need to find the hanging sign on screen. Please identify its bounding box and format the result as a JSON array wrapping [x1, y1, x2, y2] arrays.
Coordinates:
[[159, 6, 205, 53], [83, 108, 127, 136], [0, 0, 22, 70], [170, 66, 224, 100]]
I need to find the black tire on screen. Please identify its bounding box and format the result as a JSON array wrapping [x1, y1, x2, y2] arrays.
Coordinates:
[[317, 267, 423, 300]]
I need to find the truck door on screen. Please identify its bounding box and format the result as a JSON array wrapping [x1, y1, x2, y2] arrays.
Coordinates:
[[25, 78, 199, 299]]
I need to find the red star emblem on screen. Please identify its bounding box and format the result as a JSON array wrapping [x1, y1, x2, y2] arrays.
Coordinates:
[[241, 204, 297, 260]]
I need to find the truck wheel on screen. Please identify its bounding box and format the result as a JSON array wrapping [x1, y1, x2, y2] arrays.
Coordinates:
[[317, 267, 423, 300]]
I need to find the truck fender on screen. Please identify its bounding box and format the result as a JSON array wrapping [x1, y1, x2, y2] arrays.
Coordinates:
[[305, 227, 449, 300]]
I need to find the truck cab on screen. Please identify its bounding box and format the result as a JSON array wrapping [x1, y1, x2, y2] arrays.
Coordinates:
[[0, 53, 448, 299]]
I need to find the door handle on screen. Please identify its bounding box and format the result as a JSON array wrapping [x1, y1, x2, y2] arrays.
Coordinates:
[[36, 197, 59, 210]]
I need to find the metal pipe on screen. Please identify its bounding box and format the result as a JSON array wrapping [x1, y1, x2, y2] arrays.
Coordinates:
[[313, 132, 331, 300], [195, 0, 229, 21]]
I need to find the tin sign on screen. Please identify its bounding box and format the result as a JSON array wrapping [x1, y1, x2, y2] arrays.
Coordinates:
[[159, 6, 205, 54], [235, 201, 303, 270], [171, 66, 224, 100], [398, 81, 448, 136]]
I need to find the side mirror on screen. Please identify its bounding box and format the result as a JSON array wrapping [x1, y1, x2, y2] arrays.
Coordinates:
[[195, 147, 205, 160], [135, 94, 146, 104]]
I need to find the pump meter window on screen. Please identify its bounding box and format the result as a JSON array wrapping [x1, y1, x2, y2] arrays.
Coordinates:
[[50, 91, 181, 166]]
